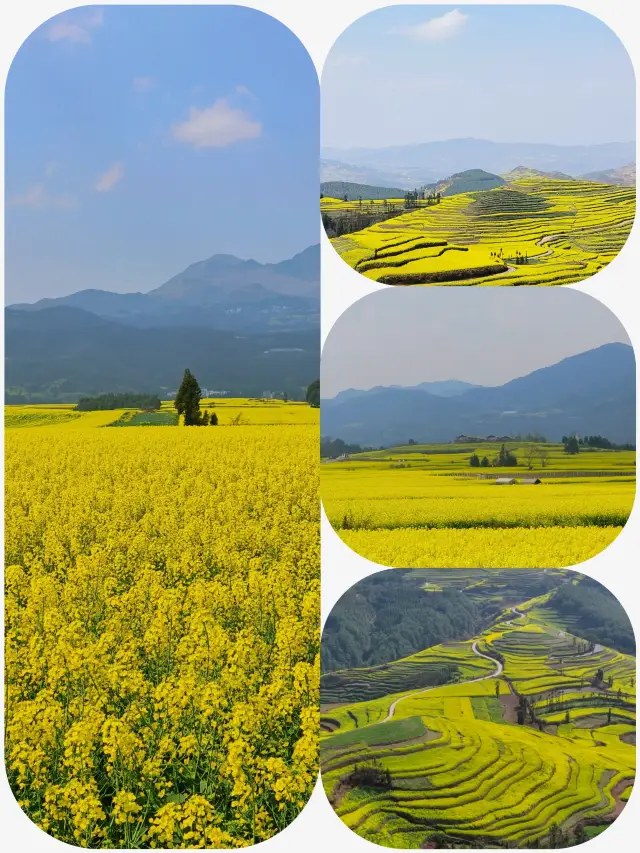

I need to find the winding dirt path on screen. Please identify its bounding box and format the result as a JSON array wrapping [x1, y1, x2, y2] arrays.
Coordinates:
[[382, 641, 503, 723], [504, 606, 525, 626]]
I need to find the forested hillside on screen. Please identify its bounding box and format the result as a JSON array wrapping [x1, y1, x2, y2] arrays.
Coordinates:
[[552, 577, 635, 655], [322, 572, 485, 672]]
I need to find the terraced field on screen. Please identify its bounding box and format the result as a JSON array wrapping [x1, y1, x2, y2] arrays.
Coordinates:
[[321, 442, 635, 568], [320, 574, 635, 848], [323, 177, 635, 286], [322, 641, 494, 705]]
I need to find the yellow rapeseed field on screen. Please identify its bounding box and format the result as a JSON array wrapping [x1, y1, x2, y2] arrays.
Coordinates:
[[5, 405, 319, 848], [323, 177, 635, 286], [321, 447, 635, 568]]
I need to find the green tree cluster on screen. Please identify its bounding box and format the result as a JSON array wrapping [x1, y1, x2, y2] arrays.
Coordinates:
[[562, 435, 580, 455], [494, 443, 518, 467]]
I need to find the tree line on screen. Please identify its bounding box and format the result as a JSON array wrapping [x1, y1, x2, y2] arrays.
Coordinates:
[[321, 437, 367, 458], [562, 433, 634, 453], [75, 393, 161, 411]]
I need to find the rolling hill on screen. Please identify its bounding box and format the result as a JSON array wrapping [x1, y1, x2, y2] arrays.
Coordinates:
[[321, 180, 407, 200], [436, 168, 505, 196], [321, 343, 635, 446], [503, 166, 574, 181]]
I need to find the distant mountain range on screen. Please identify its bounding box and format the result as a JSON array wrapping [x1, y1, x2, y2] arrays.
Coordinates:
[[10, 245, 319, 334], [321, 344, 635, 446], [324, 380, 480, 407], [320, 158, 423, 190], [6, 245, 319, 403], [321, 138, 636, 187], [579, 164, 636, 187]]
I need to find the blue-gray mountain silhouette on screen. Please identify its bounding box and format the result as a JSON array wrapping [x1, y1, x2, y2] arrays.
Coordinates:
[[321, 344, 635, 446]]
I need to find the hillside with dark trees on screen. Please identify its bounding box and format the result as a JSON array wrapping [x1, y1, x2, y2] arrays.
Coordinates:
[[551, 577, 635, 655], [321, 572, 485, 673], [322, 571, 570, 675]]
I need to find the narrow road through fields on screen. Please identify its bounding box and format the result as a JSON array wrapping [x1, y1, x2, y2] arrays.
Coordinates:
[[504, 606, 525, 626], [382, 641, 503, 722]]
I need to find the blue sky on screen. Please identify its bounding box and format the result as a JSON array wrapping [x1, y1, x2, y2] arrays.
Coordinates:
[[322, 5, 635, 149], [6, 6, 318, 303]]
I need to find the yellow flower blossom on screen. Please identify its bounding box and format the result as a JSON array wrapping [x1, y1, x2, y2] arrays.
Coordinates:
[[5, 419, 319, 846]]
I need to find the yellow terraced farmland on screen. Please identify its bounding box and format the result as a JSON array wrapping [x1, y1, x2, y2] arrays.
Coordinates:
[[324, 177, 635, 286], [320, 573, 635, 848]]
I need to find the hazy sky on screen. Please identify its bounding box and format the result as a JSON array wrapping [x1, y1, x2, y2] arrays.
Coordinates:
[[322, 5, 635, 148], [321, 288, 632, 397], [5, 6, 318, 303]]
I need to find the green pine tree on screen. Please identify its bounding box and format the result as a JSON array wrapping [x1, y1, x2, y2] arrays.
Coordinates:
[[175, 369, 202, 426]]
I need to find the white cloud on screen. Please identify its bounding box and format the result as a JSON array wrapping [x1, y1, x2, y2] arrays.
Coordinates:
[[171, 99, 262, 149], [44, 161, 58, 177], [234, 84, 252, 96], [133, 76, 155, 93], [393, 9, 468, 41], [47, 8, 104, 44], [95, 162, 124, 192], [9, 183, 75, 210]]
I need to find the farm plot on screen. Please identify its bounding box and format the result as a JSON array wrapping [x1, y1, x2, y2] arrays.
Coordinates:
[[326, 177, 635, 286], [320, 577, 635, 848], [108, 411, 179, 426], [5, 401, 320, 847]]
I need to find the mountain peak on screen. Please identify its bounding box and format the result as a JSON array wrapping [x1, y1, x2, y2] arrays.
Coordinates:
[[7, 244, 319, 333]]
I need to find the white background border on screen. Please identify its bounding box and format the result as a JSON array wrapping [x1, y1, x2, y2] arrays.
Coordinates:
[[1, 1, 639, 851]]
